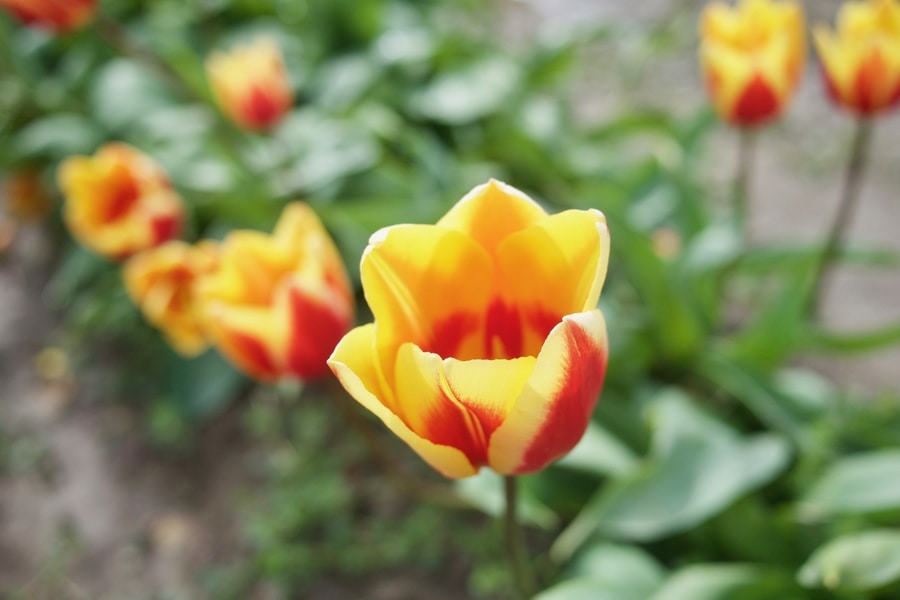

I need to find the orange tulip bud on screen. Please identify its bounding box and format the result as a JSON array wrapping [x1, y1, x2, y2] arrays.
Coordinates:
[[700, 0, 806, 127], [2, 170, 53, 222], [206, 38, 294, 132], [57, 143, 184, 260], [196, 203, 354, 382], [814, 0, 900, 117], [123, 241, 220, 357], [328, 180, 610, 479], [0, 0, 96, 32]]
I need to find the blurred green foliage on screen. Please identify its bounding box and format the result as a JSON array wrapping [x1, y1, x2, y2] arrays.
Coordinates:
[[3, 0, 900, 598]]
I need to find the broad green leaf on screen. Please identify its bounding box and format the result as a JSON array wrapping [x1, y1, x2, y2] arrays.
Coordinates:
[[798, 529, 900, 592], [454, 470, 557, 529], [799, 319, 900, 354], [553, 392, 791, 557], [566, 542, 665, 600], [90, 59, 173, 132], [535, 578, 643, 600], [650, 565, 798, 600], [167, 350, 248, 420], [14, 114, 102, 160], [555, 422, 639, 477], [411, 57, 521, 124], [800, 450, 900, 518]]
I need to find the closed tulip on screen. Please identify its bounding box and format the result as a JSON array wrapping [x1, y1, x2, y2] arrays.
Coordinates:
[[58, 144, 183, 260], [814, 0, 900, 116], [206, 38, 294, 132], [328, 180, 610, 479], [700, 0, 806, 127], [0, 0, 96, 32], [196, 203, 354, 382], [124, 241, 219, 357]]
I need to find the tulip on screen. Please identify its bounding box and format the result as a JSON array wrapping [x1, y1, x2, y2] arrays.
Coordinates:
[[328, 180, 610, 479], [3, 170, 52, 222], [123, 241, 219, 357], [196, 203, 354, 382], [700, 0, 806, 127], [58, 143, 184, 260], [0, 0, 96, 32], [206, 38, 294, 132], [814, 0, 900, 116]]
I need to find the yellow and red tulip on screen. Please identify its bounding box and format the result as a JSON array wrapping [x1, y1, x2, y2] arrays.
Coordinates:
[[206, 38, 294, 132], [196, 203, 354, 382], [58, 143, 183, 260], [0, 0, 96, 32], [123, 241, 220, 357], [3, 170, 52, 223], [328, 180, 610, 479], [814, 0, 900, 116], [700, 0, 806, 127]]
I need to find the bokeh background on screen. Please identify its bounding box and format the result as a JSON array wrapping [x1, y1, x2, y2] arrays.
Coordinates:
[[2, 0, 900, 599]]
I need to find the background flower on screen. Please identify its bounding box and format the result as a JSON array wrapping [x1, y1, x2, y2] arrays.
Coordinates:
[[206, 38, 294, 132], [700, 0, 806, 126], [57, 143, 183, 260], [814, 0, 900, 116], [197, 203, 354, 382]]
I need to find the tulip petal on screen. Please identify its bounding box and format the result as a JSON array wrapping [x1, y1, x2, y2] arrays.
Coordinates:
[[362, 224, 493, 360], [329, 325, 479, 478], [437, 179, 547, 256], [205, 303, 284, 381], [498, 208, 609, 322], [284, 278, 354, 380], [488, 309, 608, 475]]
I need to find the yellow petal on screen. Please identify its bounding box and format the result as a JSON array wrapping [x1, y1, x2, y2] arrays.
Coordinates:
[[436, 179, 548, 256], [361, 223, 493, 361], [328, 325, 479, 478]]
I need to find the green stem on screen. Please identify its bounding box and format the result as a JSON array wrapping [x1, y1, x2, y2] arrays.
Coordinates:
[[732, 127, 756, 242], [806, 117, 872, 317], [504, 476, 537, 599]]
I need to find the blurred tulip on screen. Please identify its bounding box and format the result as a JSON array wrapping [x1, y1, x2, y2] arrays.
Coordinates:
[[57, 143, 184, 260], [2, 170, 52, 222], [700, 0, 806, 127], [329, 180, 610, 479], [196, 203, 353, 382], [0, 0, 96, 32], [814, 0, 900, 116], [124, 241, 220, 357], [206, 38, 294, 132]]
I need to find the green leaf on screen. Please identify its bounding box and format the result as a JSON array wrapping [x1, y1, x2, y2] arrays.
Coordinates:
[[798, 529, 900, 592], [565, 542, 665, 600], [553, 391, 791, 557], [90, 59, 173, 132], [555, 422, 639, 478], [800, 450, 900, 518], [798, 318, 900, 354], [166, 350, 248, 420], [14, 113, 102, 160], [650, 565, 798, 600], [535, 578, 644, 600], [411, 57, 521, 125]]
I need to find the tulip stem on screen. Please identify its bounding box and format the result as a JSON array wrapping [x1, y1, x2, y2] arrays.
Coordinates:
[[806, 117, 872, 317], [732, 128, 757, 242], [504, 476, 537, 599]]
